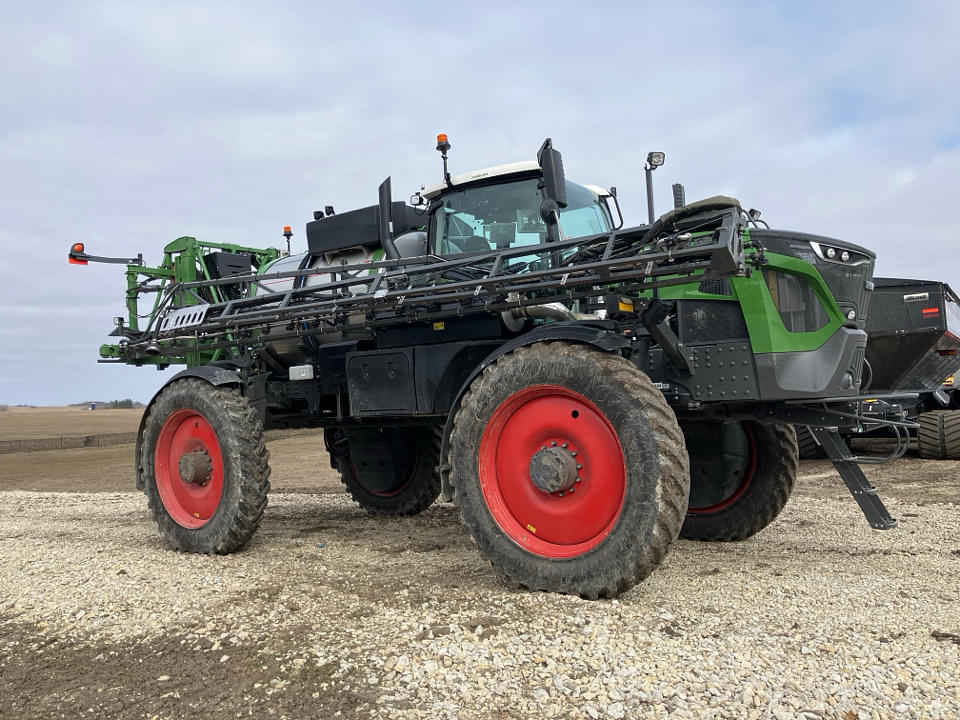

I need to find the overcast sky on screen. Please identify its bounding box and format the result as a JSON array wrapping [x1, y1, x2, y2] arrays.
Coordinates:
[[1, 1, 958, 405]]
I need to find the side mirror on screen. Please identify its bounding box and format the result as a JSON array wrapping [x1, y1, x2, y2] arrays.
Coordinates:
[[537, 138, 567, 212]]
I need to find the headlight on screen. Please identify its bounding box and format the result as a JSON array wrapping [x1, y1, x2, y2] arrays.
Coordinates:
[[808, 241, 870, 266]]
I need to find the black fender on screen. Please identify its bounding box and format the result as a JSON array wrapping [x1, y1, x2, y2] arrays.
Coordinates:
[[134, 364, 244, 490], [438, 321, 630, 501]]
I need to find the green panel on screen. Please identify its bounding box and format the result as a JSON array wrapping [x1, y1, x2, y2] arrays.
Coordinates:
[[730, 251, 843, 353]]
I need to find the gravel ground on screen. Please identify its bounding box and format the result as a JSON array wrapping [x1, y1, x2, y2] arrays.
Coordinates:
[[1, 475, 959, 719]]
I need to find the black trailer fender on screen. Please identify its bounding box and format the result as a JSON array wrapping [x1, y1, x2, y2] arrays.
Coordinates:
[[134, 364, 245, 490], [438, 322, 630, 501]]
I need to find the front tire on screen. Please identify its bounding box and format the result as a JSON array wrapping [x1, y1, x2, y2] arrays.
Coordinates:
[[139, 379, 270, 554], [680, 421, 797, 541], [449, 342, 689, 599]]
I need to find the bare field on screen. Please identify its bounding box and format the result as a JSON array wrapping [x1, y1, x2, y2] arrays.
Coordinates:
[[0, 406, 143, 440]]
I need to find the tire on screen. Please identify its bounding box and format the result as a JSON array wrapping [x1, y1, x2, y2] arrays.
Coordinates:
[[448, 342, 689, 599], [918, 410, 960, 459], [795, 425, 825, 459], [327, 426, 442, 515], [680, 421, 798, 541], [139, 379, 270, 554]]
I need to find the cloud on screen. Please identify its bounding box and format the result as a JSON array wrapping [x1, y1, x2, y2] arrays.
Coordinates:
[[0, 0, 957, 403]]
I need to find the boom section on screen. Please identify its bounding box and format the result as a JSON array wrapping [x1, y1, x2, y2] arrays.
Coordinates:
[[116, 206, 747, 362]]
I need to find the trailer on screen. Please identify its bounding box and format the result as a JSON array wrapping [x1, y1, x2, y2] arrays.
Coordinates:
[[798, 278, 960, 459], [71, 136, 899, 598]]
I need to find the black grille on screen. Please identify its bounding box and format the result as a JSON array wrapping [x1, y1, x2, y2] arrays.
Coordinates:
[[678, 300, 749, 345], [852, 345, 866, 386], [697, 277, 732, 295]]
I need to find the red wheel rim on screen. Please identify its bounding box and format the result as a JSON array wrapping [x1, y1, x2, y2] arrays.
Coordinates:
[[154, 409, 224, 528], [687, 422, 756, 514], [478, 385, 626, 558]]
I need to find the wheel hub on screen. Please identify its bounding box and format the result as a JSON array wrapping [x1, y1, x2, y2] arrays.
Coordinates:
[[178, 449, 213, 486], [529, 446, 578, 494]]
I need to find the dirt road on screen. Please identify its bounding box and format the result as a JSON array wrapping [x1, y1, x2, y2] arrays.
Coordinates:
[[1, 436, 958, 719]]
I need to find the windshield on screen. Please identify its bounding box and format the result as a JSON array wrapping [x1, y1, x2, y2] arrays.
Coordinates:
[[429, 177, 611, 256]]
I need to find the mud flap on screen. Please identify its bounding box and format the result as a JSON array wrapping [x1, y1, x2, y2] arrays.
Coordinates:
[[807, 427, 898, 530]]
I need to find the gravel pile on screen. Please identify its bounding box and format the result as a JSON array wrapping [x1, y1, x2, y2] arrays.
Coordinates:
[[1, 486, 959, 719]]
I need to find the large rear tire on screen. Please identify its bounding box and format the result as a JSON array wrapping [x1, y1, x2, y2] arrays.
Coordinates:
[[449, 342, 689, 599], [680, 421, 797, 541], [918, 410, 960, 459], [327, 426, 442, 515], [139, 379, 270, 554]]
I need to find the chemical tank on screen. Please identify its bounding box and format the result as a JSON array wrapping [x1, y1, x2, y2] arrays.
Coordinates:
[[254, 202, 427, 363]]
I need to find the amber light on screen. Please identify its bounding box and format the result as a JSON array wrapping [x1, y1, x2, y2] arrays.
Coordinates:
[[437, 133, 448, 144], [68, 242, 88, 265]]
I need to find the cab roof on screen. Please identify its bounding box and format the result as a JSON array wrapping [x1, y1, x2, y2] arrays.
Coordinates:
[[420, 161, 611, 201], [421, 161, 540, 199]]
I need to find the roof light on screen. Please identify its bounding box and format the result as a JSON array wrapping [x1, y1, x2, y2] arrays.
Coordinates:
[[646, 151, 665, 168], [436, 133, 451, 152]]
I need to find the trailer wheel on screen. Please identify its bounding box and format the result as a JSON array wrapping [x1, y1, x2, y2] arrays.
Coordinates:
[[680, 421, 797, 541], [795, 425, 825, 459], [918, 410, 960, 459], [448, 342, 689, 599], [139, 379, 270, 554], [328, 426, 442, 515]]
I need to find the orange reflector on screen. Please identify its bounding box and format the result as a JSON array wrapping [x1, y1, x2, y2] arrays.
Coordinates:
[[68, 258, 88, 266], [922, 307, 939, 316], [939, 349, 957, 356], [71, 242, 85, 254], [437, 133, 448, 145]]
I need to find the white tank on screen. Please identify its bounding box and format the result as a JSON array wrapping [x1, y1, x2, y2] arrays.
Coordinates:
[[254, 232, 427, 363]]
